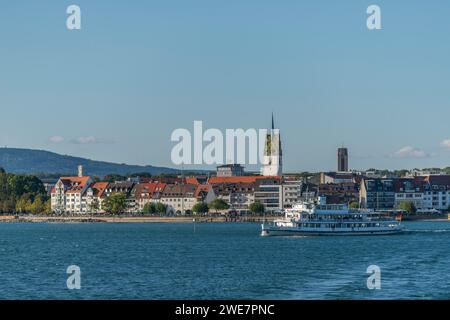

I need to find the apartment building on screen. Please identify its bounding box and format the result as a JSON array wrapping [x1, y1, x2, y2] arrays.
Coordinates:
[[85, 182, 109, 213], [210, 181, 256, 211], [359, 178, 395, 210], [282, 177, 302, 209], [391, 175, 450, 211], [51, 175, 94, 214], [132, 183, 166, 211], [393, 178, 425, 210], [160, 184, 212, 214], [422, 175, 450, 211], [208, 176, 282, 212], [254, 177, 283, 212], [318, 182, 359, 204]]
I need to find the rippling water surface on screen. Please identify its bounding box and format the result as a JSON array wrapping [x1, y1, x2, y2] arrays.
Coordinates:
[[0, 221, 449, 299]]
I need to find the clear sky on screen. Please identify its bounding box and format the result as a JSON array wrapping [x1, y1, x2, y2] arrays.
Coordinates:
[[1, 0, 450, 172]]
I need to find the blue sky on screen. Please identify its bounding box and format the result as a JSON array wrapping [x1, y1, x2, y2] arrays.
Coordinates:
[[1, 0, 450, 172]]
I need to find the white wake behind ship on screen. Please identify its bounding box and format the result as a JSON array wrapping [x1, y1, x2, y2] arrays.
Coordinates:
[[261, 198, 403, 237]]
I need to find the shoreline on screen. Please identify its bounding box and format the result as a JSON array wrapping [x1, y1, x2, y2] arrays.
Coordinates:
[[0, 215, 278, 224], [402, 214, 449, 222], [0, 214, 448, 224]]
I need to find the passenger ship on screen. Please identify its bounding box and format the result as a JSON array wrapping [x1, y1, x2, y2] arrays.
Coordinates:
[[261, 198, 403, 237]]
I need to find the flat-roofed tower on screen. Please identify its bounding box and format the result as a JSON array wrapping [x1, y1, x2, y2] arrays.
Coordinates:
[[338, 147, 348, 172]]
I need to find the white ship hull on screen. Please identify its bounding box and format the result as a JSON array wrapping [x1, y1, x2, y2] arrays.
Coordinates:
[[261, 225, 403, 237]]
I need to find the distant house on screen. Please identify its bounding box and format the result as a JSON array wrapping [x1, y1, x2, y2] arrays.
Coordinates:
[[132, 183, 166, 211], [85, 182, 109, 213], [195, 184, 215, 204], [210, 182, 256, 212], [208, 176, 282, 212], [104, 181, 136, 211], [160, 184, 213, 214]]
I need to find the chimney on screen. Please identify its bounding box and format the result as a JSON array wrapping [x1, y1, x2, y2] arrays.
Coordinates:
[[78, 165, 83, 177]]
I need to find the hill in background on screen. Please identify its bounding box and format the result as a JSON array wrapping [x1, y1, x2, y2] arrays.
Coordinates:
[[0, 148, 179, 178]]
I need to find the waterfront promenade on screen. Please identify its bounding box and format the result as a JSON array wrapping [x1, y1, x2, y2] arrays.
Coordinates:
[[0, 215, 278, 223], [0, 214, 447, 223]]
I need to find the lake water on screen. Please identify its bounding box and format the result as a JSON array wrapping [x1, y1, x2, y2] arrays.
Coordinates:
[[0, 221, 449, 300]]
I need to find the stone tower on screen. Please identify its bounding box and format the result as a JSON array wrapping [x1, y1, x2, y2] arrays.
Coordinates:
[[261, 114, 283, 176]]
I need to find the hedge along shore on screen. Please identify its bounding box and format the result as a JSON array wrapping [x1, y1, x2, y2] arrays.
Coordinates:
[[0, 215, 279, 223]]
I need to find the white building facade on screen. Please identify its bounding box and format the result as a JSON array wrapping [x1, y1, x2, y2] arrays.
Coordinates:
[[51, 176, 94, 214]]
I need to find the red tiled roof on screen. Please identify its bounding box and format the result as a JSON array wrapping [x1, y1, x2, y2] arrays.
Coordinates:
[[60, 176, 91, 185], [134, 183, 167, 199], [51, 176, 92, 194], [92, 182, 109, 197], [423, 175, 450, 186], [194, 184, 210, 198], [162, 184, 197, 197], [185, 177, 200, 185]]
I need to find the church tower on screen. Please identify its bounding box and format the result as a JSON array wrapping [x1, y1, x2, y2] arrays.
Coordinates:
[[261, 114, 283, 176], [337, 147, 349, 172]]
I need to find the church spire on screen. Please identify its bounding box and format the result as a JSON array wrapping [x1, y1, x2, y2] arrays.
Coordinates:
[[271, 112, 274, 130], [262, 112, 283, 177]]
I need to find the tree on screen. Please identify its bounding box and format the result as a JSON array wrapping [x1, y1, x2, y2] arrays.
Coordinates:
[[398, 201, 417, 215], [30, 196, 45, 214], [0, 169, 47, 214], [89, 198, 100, 214], [43, 199, 52, 214], [393, 170, 409, 177], [103, 174, 127, 183], [128, 172, 152, 178], [16, 195, 32, 214], [143, 202, 156, 214], [7, 174, 45, 196], [1, 199, 15, 213], [193, 202, 209, 215], [349, 201, 360, 209], [208, 198, 230, 213], [155, 202, 167, 214], [249, 202, 265, 215], [102, 193, 127, 214]]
